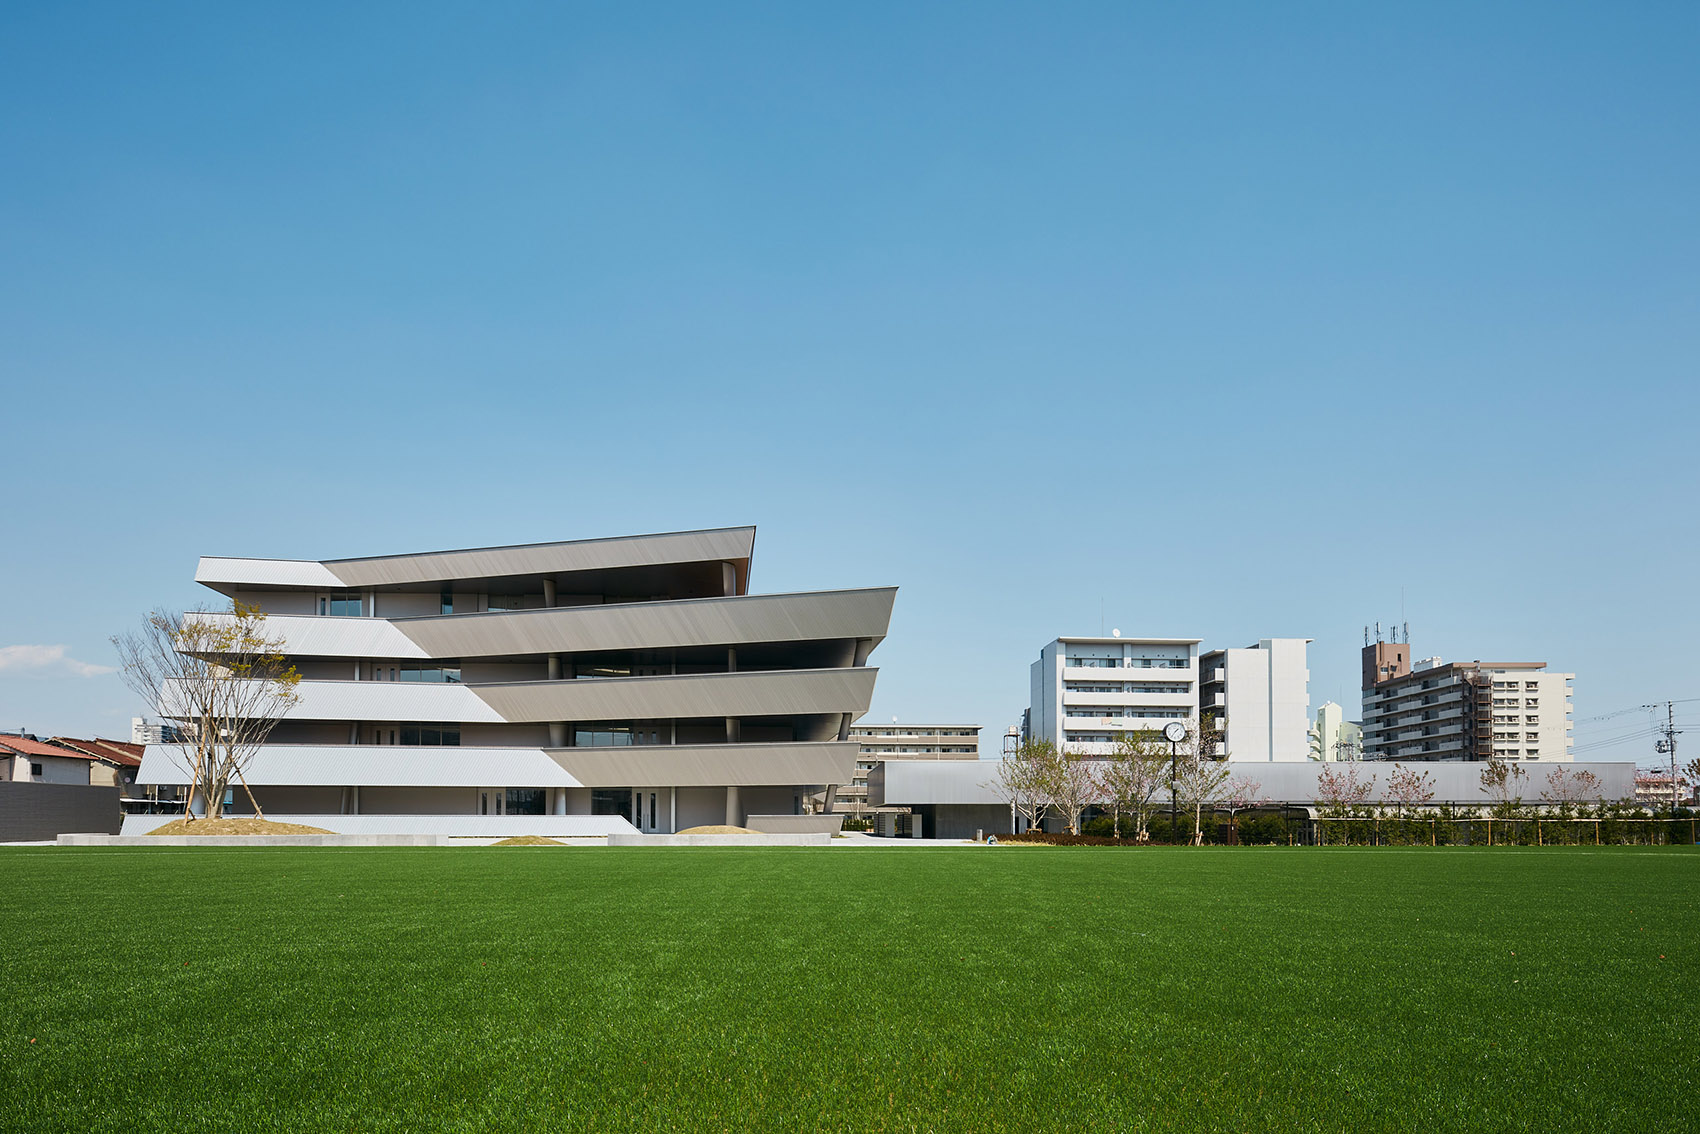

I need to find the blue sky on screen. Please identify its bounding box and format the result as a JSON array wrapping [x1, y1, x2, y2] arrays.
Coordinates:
[[2, 2, 1696, 759]]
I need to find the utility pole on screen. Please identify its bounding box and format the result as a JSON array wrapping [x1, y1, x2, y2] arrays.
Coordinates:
[[1654, 702, 1682, 813]]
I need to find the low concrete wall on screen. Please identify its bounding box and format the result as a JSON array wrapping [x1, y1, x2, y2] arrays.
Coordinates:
[[745, 813, 844, 834], [1, 781, 121, 841], [60, 834, 450, 847], [607, 833, 831, 847]]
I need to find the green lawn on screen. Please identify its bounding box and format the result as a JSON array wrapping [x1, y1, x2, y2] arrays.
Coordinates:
[[0, 847, 1693, 1132]]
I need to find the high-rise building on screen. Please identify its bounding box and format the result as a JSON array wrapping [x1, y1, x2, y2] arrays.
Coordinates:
[[1197, 639, 1311, 761], [130, 527, 895, 833], [1360, 643, 1573, 762], [1308, 701, 1363, 761]]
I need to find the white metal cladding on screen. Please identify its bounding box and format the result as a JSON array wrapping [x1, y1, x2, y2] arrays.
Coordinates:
[[195, 557, 347, 589], [322, 527, 757, 588], [394, 588, 895, 658], [187, 613, 429, 659], [205, 680, 505, 723], [471, 667, 879, 722], [871, 758, 1641, 807], [119, 814, 635, 837], [546, 741, 858, 787], [136, 744, 582, 787]]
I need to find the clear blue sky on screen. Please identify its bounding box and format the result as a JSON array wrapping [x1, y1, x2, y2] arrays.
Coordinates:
[[3, 2, 1696, 760]]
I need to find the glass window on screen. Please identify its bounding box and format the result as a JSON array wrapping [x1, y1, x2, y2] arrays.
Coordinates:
[[505, 788, 546, 816], [398, 723, 460, 746], [325, 593, 363, 616], [440, 587, 454, 616], [399, 661, 462, 683], [574, 727, 633, 747], [591, 788, 633, 816]]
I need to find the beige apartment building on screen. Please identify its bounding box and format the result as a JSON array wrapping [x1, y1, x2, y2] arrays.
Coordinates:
[[839, 724, 981, 816]]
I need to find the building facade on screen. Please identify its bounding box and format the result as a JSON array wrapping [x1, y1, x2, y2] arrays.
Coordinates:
[[1198, 639, 1311, 762], [1029, 636, 1200, 755], [130, 528, 894, 834], [840, 724, 981, 815], [1360, 644, 1574, 762], [1308, 701, 1363, 762]]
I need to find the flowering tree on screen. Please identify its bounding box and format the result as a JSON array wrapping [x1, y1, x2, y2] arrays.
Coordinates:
[[1479, 757, 1528, 818], [1170, 715, 1230, 845], [1385, 765, 1436, 813], [1540, 765, 1602, 806], [1099, 730, 1170, 841], [985, 738, 1053, 834], [1043, 745, 1100, 835], [1315, 764, 1376, 845]]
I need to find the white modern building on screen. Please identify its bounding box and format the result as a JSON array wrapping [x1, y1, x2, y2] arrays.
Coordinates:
[[1308, 701, 1363, 762], [128, 527, 895, 835], [1028, 636, 1200, 755], [1360, 641, 1574, 762], [1198, 639, 1311, 761]]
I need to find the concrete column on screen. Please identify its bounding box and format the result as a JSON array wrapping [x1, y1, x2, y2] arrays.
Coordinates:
[[543, 578, 557, 607], [549, 722, 566, 747], [725, 784, 741, 827], [548, 654, 561, 680], [670, 787, 677, 833], [823, 784, 837, 814], [351, 786, 360, 815], [552, 787, 567, 815], [838, 712, 852, 741], [722, 562, 737, 596], [853, 638, 874, 667], [725, 718, 741, 743], [727, 647, 737, 673]]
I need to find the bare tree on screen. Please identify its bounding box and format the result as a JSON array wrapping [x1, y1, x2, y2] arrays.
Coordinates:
[[1100, 730, 1170, 841], [1221, 774, 1267, 839], [1171, 715, 1231, 845], [113, 604, 300, 821], [1043, 745, 1099, 835], [985, 738, 1053, 834]]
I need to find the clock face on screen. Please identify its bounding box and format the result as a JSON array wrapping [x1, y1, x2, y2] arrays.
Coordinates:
[[1163, 722, 1188, 743]]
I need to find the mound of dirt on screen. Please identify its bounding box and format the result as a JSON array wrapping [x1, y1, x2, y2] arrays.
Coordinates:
[[676, 824, 760, 835], [144, 818, 334, 836], [489, 835, 564, 846]]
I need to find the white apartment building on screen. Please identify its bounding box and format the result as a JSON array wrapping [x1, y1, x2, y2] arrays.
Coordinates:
[[1361, 647, 1575, 761], [1309, 701, 1363, 761], [1198, 639, 1311, 761], [1029, 637, 1200, 755], [840, 723, 981, 814]]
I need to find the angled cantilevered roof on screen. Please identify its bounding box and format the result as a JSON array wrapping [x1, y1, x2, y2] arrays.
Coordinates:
[[184, 587, 895, 660], [195, 527, 757, 594]]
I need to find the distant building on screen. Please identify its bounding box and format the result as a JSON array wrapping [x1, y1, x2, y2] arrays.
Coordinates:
[[1029, 636, 1200, 755], [48, 737, 145, 790], [1309, 701, 1363, 762], [1198, 639, 1311, 761], [1633, 772, 1693, 807], [0, 734, 102, 785], [841, 724, 981, 815], [1360, 640, 1574, 761]]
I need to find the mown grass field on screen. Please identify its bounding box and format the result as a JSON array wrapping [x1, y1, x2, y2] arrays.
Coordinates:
[[0, 846, 1693, 1132]]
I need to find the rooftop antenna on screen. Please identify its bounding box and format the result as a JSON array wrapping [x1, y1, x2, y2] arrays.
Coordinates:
[[1364, 626, 1370, 647], [1375, 622, 1383, 644], [1402, 621, 1409, 645]]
